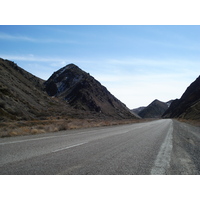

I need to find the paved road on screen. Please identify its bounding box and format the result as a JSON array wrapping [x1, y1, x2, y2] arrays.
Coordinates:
[[0, 119, 200, 175]]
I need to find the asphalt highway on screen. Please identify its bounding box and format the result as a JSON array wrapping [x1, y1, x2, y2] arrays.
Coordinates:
[[1, 119, 200, 175]]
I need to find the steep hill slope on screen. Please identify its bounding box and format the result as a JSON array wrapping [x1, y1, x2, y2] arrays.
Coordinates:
[[138, 99, 168, 118], [44, 64, 137, 119], [163, 75, 200, 120], [0, 58, 80, 121], [131, 107, 145, 115]]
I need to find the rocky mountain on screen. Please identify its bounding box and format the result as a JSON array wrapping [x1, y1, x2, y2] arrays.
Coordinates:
[[137, 99, 169, 118], [0, 58, 80, 121], [166, 100, 174, 107], [163, 75, 200, 120], [0, 58, 137, 121], [131, 107, 145, 115], [44, 64, 137, 119]]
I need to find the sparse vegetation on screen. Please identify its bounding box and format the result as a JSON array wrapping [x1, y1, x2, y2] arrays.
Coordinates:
[[0, 117, 152, 138], [1, 58, 199, 139], [0, 58, 143, 138], [177, 119, 200, 127]]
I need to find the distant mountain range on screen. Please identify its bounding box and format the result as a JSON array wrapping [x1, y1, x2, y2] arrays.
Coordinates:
[[131, 74, 200, 120], [131, 107, 145, 115], [131, 99, 173, 118], [0, 57, 199, 122], [0, 58, 137, 121], [163, 75, 200, 120]]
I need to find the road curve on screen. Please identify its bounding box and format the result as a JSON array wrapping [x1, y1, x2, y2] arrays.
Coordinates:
[[0, 119, 200, 175]]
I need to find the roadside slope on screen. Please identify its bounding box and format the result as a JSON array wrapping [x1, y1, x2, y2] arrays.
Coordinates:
[[163, 75, 200, 120], [0, 58, 96, 122]]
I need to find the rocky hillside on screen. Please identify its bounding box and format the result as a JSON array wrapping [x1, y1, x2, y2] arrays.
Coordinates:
[[0, 58, 137, 121], [0, 58, 94, 121], [131, 107, 145, 115], [44, 64, 137, 119], [137, 99, 169, 118], [163, 75, 200, 120]]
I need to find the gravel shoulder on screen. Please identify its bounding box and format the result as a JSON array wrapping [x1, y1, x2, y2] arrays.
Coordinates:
[[168, 120, 200, 175]]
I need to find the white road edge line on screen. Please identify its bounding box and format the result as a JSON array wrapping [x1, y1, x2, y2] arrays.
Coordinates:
[[0, 132, 91, 145], [0, 127, 119, 145], [52, 142, 87, 153], [151, 120, 173, 175], [0, 136, 60, 145], [0, 121, 158, 146]]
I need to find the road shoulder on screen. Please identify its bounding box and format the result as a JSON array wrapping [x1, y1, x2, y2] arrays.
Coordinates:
[[168, 120, 200, 175]]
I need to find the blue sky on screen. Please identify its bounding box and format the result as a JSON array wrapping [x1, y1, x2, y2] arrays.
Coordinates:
[[0, 25, 200, 108]]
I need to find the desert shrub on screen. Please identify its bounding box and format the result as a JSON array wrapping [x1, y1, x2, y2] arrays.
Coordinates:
[[58, 123, 68, 131], [30, 129, 38, 134], [9, 131, 18, 136], [44, 125, 59, 133]]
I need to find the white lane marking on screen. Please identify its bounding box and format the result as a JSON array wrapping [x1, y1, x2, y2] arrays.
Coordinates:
[[0, 126, 139, 145], [0, 136, 59, 145], [151, 121, 173, 175], [52, 142, 87, 153], [0, 130, 93, 145]]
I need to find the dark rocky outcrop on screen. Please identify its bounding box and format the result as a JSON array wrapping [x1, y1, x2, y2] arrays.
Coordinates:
[[44, 64, 138, 119], [137, 99, 169, 118], [163, 76, 200, 120], [131, 107, 145, 115]]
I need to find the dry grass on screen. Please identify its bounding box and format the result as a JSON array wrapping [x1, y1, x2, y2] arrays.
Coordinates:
[[177, 118, 200, 127], [0, 117, 154, 138]]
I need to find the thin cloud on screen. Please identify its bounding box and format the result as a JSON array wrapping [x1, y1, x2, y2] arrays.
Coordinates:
[[2, 54, 199, 76], [0, 54, 100, 67], [0, 32, 37, 42], [0, 32, 77, 44], [0, 54, 74, 63], [107, 58, 200, 68]]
